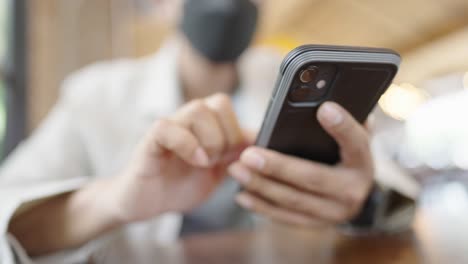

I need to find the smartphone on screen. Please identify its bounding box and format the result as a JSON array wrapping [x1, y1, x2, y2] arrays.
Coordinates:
[[256, 45, 400, 164]]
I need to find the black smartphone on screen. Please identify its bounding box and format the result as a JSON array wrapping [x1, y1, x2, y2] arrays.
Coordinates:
[[256, 45, 400, 164]]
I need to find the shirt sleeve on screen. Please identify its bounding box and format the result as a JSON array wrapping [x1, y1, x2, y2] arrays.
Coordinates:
[[0, 69, 99, 263]]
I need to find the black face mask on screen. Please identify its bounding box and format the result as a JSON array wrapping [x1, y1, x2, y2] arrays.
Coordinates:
[[181, 0, 258, 63]]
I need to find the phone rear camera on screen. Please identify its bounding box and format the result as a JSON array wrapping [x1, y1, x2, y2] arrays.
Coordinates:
[[289, 64, 337, 104], [299, 66, 318, 84]]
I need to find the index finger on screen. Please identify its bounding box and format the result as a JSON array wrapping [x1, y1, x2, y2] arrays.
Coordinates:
[[238, 146, 343, 198], [204, 93, 245, 149]]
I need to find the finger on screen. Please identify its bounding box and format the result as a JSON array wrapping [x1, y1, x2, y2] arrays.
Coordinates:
[[172, 99, 225, 162], [220, 130, 255, 163], [221, 143, 249, 165], [316, 101, 372, 168], [148, 119, 210, 167], [239, 147, 373, 207], [229, 163, 351, 223], [238, 147, 343, 198], [235, 192, 326, 228], [204, 93, 245, 150]]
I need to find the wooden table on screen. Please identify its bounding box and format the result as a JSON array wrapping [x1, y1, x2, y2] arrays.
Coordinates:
[[89, 180, 468, 264]]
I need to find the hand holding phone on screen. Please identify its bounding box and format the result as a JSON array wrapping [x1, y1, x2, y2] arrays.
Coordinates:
[[230, 45, 400, 228], [257, 45, 399, 164]]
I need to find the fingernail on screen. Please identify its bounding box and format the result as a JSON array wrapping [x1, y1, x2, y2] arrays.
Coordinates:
[[319, 103, 343, 126], [241, 149, 265, 170], [229, 164, 251, 184], [236, 194, 253, 209], [193, 147, 210, 166]]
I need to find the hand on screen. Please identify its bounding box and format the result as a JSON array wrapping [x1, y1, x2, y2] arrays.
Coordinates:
[[111, 93, 247, 223], [229, 102, 374, 227]]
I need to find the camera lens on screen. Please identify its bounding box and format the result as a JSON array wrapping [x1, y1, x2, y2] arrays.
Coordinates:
[[299, 66, 318, 84]]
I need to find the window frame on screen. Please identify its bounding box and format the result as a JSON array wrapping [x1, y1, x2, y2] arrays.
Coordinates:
[[2, 0, 28, 158]]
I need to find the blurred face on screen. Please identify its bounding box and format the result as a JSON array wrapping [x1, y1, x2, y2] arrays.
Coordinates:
[[177, 0, 259, 99], [178, 36, 238, 100]]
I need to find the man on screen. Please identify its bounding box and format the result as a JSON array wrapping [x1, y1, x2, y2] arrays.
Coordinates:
[[0, 0, 374, 263]]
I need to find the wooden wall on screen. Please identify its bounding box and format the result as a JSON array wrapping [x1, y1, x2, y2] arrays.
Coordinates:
[[28, 0, 128, 129]]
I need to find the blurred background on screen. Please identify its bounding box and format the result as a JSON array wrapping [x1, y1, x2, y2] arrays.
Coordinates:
[[0, 0, 468, 175]]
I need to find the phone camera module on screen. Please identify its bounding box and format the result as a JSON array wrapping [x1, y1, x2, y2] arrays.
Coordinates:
[[289, 64, 337, 104], [299, 66, 319, 84]]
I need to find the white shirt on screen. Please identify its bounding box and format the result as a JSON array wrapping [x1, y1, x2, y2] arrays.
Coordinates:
[[0, 38, 281, 264]]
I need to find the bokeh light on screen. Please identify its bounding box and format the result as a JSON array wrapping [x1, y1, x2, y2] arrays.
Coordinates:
[[379, 83, 429, 121], [405, 90, 468, 170]]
